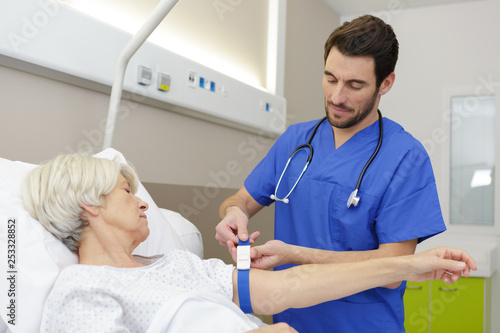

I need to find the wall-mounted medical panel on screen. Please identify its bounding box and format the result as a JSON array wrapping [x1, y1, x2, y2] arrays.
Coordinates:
[[0, 0, 286, 137]]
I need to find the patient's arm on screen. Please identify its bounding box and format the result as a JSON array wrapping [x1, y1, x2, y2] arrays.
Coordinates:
[[232, 247, 476, 315], [249, 323, 298, 332], [250, 239, 418, 268], [248, 238, 418, 289]]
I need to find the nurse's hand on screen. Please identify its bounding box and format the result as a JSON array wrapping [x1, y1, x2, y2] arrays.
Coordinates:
[[250, 240, 293, 270], [216, 206, 260, 252], [407, 247, 477, 284]]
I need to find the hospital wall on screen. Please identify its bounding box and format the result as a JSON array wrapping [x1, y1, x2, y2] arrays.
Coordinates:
[[367, 1, 500, 330]]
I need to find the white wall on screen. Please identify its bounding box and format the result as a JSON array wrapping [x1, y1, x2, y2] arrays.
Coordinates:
[[285, 0, 340, 124], [345, 0, 500, 330], [0, 0, 276, 188]]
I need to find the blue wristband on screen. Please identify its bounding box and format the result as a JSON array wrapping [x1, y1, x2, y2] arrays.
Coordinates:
[[237, 238, 253, 313]]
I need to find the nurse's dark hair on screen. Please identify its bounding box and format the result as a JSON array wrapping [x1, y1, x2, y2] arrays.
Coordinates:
[[324, 15, 399, 87]]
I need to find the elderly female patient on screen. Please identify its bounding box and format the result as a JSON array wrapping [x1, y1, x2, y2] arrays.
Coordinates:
[[22, 154, 476, 332]]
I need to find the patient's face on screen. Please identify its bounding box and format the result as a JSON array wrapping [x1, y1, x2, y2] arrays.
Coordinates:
[[99, 174, 150, 244]]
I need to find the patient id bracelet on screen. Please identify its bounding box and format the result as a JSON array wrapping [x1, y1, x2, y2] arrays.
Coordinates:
[[237, 238, 253, 313]]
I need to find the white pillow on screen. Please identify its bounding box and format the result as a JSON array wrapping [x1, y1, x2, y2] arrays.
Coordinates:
[[160, 208, 203, 259], [0, 148, 185, 332]]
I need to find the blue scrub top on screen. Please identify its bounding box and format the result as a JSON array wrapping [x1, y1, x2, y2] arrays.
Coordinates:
[[245, 117, 446, 332]]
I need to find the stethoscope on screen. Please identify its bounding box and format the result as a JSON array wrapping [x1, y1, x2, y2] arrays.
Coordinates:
[[270, 110, 383, 208]]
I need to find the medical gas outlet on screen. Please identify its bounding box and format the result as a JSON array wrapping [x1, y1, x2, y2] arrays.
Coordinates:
[[137, 65, 152, 86], [157, 72, 171, 92]]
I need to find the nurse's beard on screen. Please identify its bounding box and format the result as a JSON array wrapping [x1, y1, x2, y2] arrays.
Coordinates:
[[325, 88, 379, 129]]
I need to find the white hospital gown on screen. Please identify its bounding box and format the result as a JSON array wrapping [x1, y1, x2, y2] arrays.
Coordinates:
[[40, 250, 264, 332]]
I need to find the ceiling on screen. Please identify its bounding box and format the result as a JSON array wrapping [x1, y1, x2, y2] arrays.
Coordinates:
[[323, 0, 487, 16]]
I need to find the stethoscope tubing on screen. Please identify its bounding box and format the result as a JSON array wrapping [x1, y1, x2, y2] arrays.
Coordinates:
[[270, 117, 326, 203], [354, 110, 383, 191], [271, 110, 383, 206]]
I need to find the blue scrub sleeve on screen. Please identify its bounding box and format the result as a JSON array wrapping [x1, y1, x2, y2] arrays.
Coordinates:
[[244, 153, 276, 206], [244, 126, 298, 206], [375, 145, 446, 244]]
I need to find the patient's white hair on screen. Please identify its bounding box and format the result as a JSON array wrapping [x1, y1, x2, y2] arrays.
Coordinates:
[[22, 154, 139, 254]]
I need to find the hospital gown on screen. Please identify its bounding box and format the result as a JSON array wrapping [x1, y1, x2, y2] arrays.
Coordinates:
[[40, 250, 265, 332], [245, 116, 447, 332]]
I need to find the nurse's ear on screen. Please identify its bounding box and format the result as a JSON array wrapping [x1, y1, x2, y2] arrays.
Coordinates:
[[379, 72, 395, 96]]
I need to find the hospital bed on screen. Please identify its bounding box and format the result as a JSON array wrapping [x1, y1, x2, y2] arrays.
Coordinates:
[[0, 148, 204, 332], [1, 1, 252, 331]]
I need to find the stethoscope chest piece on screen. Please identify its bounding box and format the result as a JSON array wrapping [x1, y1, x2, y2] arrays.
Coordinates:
[[347, 189, 360, 208]]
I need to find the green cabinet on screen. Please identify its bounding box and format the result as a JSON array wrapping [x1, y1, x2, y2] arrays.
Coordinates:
[[404, 277, 491, 333], [404, 281, 430, 332]]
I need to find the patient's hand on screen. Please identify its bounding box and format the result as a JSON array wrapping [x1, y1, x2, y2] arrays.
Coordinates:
[[250, 240, 293, 270], [408, 246, 477, 283], [249, 322, 298, 333]]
